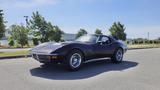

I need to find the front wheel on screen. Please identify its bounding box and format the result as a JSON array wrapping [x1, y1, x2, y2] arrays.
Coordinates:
[[63, 50, 84, 71], [111, 48, 123, 63]]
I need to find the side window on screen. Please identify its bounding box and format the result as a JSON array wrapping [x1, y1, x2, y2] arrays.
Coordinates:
[[100, 36, 111, 44]]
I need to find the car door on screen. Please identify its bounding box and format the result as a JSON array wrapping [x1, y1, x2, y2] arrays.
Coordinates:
[[93, 36, 114, 58]]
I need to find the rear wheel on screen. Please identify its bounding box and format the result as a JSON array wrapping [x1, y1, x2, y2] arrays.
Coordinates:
[[63, 49, 84, 71], [111, 48, 123, 63]]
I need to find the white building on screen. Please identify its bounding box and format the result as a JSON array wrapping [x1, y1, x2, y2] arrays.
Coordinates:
[[62, 33, 76, 41]]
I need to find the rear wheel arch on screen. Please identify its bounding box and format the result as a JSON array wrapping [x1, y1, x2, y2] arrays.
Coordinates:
[[114, 47, 124, 54]]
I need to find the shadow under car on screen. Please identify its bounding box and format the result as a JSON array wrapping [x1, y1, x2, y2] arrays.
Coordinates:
[[30, 59, 138, 80]]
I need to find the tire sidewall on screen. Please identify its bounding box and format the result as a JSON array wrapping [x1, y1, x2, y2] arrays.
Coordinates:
[[112, 48, 123, 63]]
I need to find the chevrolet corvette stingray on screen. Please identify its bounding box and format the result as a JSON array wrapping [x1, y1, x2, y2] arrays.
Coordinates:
[[30, 34, 127, 70]]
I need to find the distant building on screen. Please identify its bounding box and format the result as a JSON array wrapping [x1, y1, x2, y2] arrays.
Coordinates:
[[0, 29, 10, 46], [62, 33, 76, 41]]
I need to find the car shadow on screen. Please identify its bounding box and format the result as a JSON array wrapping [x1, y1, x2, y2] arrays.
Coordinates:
[[30, 59, 138, 80]]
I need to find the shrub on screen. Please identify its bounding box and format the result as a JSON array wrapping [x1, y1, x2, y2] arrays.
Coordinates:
[[8, 37, 14, 47]]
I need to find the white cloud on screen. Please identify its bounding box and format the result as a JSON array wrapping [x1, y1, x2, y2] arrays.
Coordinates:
[[0, 0, 58, 9]]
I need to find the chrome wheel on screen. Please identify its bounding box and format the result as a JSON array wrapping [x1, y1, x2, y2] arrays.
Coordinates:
[[116, 49, 123, 61], [70, 53, 82, 68]]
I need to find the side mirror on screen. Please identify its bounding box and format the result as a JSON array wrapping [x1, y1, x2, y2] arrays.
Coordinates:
[[97, 41, 103, 45]]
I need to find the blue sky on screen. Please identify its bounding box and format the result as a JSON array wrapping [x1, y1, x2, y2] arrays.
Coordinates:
[[0, 0, 160, 39]]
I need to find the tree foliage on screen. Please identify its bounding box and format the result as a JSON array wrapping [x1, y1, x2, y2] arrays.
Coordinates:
[[10, 25, 28, 48], [32, 38, 39, 46], [76, 29, 88, 39], [49, 26, 63, 42], [95, 29, 102, 34], [128, 38, 160, 44], [28, 11, 49, 42], [109, 22, 126, 41], [28, 11, 63, 43], [0, 10, 5, 40], [47, 22, 63, 42], [8, 36, 14, 47]]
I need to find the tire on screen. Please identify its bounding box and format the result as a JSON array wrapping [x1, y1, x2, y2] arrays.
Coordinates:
[[63, 49, 84, 71], [111, 48, 123, 63]]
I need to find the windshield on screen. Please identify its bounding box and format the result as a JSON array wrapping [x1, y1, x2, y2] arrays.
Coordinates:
[[76, 35, 98, 43]]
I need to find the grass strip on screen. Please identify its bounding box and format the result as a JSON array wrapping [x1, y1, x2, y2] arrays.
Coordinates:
[[0, 50, 29, 57], [128, 44, 160, 49]]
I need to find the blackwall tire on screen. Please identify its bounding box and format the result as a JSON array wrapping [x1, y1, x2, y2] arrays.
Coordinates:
[[111, 48, 123, 63]]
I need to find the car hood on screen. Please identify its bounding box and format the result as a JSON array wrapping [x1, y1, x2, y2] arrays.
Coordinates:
[[30, 41, 91, 54], [30, 42, 70, 54]]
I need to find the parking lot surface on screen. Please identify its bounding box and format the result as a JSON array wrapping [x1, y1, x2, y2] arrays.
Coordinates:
[[0, 48, 160, 90]]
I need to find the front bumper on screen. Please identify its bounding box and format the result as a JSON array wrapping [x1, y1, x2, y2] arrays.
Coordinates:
[[31, 53, 64, 63]]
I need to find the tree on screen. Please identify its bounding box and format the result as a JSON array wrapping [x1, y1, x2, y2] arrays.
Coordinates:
[[51, 26, 63, 42], [46, 22, 63, 42], [28, 11, 49, 43], [109, 22, 126, 41], [47, 22, 55, 41], [28, 11, 63, 43], [10, 25, 28, 48], [76, 29, 88, 39], [8, 36, 14, 47], [95, 29, 102, 34], [0, 10, 5, 40]]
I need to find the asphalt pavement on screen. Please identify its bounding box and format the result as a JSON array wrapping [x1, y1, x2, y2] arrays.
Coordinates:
[[0, 48, 160, 90]]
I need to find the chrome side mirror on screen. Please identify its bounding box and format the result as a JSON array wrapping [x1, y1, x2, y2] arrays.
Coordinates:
[[97, 41, 103, 45]]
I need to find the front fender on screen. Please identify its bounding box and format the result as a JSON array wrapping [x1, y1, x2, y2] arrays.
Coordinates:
[[53, 43, 93, 60]]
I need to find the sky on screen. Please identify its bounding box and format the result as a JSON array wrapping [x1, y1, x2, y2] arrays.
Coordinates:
[[0, 0, 160, 39]]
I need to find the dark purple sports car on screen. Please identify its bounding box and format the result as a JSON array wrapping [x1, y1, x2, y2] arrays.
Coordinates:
[[30, 34, 127, 70]]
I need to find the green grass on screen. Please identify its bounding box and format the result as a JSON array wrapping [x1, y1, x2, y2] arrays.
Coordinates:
[[0, 50, 29, 57], [128, 44, 160, 49]]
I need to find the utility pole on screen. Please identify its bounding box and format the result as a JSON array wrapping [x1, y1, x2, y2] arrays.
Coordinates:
[[147, 32, 150, 40], [24, 16, 29, 27], [147, 32, 150, 44]]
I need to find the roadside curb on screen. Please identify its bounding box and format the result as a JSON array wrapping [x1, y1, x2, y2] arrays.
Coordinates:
[[0, 55, 31, 60]]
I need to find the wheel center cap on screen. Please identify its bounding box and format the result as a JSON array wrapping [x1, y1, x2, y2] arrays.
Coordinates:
[[74, 58, 78, 62]]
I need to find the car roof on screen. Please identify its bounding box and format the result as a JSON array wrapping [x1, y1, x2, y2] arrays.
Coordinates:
[[88, 34, 109, 37]]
